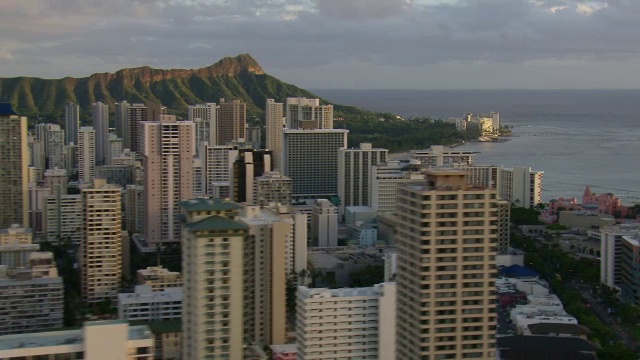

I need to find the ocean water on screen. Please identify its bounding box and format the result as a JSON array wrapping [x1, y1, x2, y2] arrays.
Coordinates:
[[313, 89, 640, 204]]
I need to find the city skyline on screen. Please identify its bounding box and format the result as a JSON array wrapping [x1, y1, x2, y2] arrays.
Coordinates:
[[1, 1, 640, 89]]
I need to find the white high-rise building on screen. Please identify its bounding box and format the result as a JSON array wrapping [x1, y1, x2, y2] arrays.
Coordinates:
[[311, 199, 338, 247], [92, 101, 109, 165], [369, 160, 425, 213], [601, 224, 640, 289], [202, 144, 241, 198], [188, 102, 218, 153], [499, 166, 544, 208], [65, 102, 80, 145], [338, 143, 388, 215], [285, 97, 333, 130], [283, 129, 348, 199], [252, 171, 292, 207], [80, 178, 123, 304], [265, 99, 284, 170], [107, 133, 124, 164], [140, 115, 194, 245], [0, 104, 29, 229], [44, 167, 68, 196], [296, 283, 396, 360], [77, 126, 96, 184]]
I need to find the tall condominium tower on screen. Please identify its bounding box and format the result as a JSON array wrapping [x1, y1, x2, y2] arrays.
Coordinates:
[[114, 100, 128, 143], [338, 142, 388, 214], [141, 115, 194, 245], [80, 178, 123, 304], [91, 101, 109, 165], [119, 102, 148, 152], [499, 166, 544, 208], [283, 129, 348, 199], [410, 145, 476, 168], [265, 99, 284, 170], [65, 102, 80, 145], [0, 104, 29, 228], [46, 124, 65, 169], [77, 127, 96, 184], [239, 206, 288, 347], [285, 97, 333, 130], [218, 98, 246, 145], [396, 170, 498, 360], [188, 103, 218, 153], [181, 198, 247, 359], [232, 149, 273, 204]]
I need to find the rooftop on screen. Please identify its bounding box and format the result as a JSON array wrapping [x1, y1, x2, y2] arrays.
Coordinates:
[[527, 323, 590, 336], [497, 335, 598, 360], [0, 321, 151, 351], [185, 215, 248, 232], [181, 197, 242, 212]]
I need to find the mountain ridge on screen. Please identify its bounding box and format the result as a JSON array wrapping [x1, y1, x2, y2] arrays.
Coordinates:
[[0, 54, 318, 118]]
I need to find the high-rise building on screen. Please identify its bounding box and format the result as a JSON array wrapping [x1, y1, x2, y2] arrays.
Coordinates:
[[63, 143, 77, 176], [28, 185, 49, 235], [202, 144, 247, 198], [285, 97, 333, 130], [0, 104, 29, 228], [80, 178, 123, 304], [107, 133, 124, 164], [140, 115, 194, 245], [46, 124, 65, 169], [92, 101, 109, 165], [232, 148, 273, 204], [77, 126, 96, 184], [283, 129, 348, 199], [114, 100, 128, 142], [600, 224, 640, 289], [125, 185, 144, 234], [369, 160, 425, 213], [253, 171, 292, 207], [296, 283, 396, 360], [265, 99, 284, 170], [181, 198, 248, 359], [499, 166, 544, 208], [30, 139, 46, 175], [217, 98, 246, 145], [311, 199, 338, 247], [188, 102, 218, 153], [395, 170, 498, 359], [44, 168, 68, 196], [338, 143, 388, 214], [120, 102, 146, 152], [43, 194, 83, 244], [65, 102, 80, 145], [239, 206, 288, 346]]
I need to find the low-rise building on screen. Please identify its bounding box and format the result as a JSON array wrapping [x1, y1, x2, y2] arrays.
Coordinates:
[[0, 320, 154, 360], [296, 283, 396, 360], [136, 266, 182, 291], [118, 285, 182, 321]]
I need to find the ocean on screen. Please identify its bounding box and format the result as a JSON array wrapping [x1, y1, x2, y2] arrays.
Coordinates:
[[313, 89, 640, 204]]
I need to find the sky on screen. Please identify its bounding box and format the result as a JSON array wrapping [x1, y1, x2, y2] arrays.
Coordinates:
[[1, 0, 639, 89]]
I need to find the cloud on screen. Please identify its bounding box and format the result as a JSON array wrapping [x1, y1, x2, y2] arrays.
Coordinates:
[[1, 0, 640, 89], [314, 0, 412, 19], [0, 50, 12, 60], [576, 2, 608, 15]]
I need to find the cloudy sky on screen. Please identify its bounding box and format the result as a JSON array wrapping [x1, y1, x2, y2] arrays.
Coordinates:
[[0, 0, 638, 89]]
